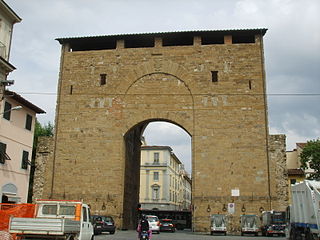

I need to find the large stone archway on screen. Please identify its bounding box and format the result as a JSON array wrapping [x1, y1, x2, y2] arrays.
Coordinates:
[[38, 29, 287, 232]]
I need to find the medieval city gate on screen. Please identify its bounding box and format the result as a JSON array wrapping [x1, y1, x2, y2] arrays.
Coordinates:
[[38, 29, 286, 231]]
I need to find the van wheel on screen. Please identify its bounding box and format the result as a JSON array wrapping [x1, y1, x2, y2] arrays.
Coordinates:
[[91, 235, 94, 240]]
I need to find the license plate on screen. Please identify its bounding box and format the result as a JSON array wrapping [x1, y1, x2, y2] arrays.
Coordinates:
[[96, 226, 101, 228]]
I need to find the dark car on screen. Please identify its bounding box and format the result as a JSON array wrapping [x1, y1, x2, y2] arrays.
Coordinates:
[[91, 215, 116, 235], [160, 219, 175, 232]]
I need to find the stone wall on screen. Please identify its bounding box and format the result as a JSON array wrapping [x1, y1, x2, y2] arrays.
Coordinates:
[[32, 136, 54, 202], [268, 134, 288, 210]]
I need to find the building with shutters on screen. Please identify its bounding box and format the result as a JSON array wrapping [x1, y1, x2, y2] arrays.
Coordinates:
[[0, 90, 45, 203], [139, 145, 192, 211]]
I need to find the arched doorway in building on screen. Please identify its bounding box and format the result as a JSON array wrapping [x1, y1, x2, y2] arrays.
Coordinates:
[[1, 183, 19, 203]]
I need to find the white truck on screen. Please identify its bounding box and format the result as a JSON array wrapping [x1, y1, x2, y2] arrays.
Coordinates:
[[240, 214, 260, 236], [9, 200, 94, 240], [210, 214, 227, 236], [286, 180, 320, 240]]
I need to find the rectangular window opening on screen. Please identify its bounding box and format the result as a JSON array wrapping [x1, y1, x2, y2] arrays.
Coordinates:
[[70, 85, 73, 95], [124, 36, 155, 48], [153, 152, 159, 163], [201, 35, 224, 45], [3, 101, 12, 121], [249, 80, 252, 90], [70, 39, 117, 51], [100, 74, 107, 85], [25, 114, 32, 131], [153, 172, 159, 181], [211, 71, 218, 82], [162, 35, 194, 47], [232, 35, 255, 44]]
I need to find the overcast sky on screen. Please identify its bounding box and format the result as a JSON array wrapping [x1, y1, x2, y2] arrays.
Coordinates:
[[5, 0, 320, 174]]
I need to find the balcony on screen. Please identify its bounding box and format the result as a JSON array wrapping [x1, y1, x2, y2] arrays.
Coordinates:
[[143, 162, 168, 167]]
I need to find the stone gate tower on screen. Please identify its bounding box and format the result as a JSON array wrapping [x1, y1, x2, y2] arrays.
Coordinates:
[[40, 29, 284, 231]]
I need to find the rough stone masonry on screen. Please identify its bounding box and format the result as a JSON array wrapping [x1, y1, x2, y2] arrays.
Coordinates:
[[35, 29, 288, 232]]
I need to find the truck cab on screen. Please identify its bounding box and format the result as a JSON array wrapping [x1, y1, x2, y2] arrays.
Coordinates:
[[240, 214, 260, 236], [210, 214, 227, 235], [261, 210, 286, 236]]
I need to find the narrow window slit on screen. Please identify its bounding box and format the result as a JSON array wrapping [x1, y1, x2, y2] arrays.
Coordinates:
[[70, 85, 73, 95], [211, 71, 218, 82], [249, 80, 252, 89], [100, 74, 107, 85]]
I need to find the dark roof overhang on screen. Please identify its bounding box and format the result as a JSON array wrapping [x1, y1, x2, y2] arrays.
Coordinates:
[[4, 90, 46, 114], [141, 145, 173, 151], [0, 56, 15, 73], [0, 0, 22, 23]]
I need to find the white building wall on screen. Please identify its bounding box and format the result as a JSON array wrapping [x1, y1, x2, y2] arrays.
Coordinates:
[[0, 98, 36, 203]]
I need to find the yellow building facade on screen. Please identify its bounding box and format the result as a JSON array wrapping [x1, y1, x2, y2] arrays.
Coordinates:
[[139, 145, 191, 211]]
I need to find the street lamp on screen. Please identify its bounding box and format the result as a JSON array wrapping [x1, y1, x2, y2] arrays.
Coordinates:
[[0, 105, 22, 115]]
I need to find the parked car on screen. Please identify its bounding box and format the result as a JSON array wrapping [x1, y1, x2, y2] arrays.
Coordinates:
[[146, 215, 160, 234], [160, 219, 175, 232], [91, 215, 116, 235]]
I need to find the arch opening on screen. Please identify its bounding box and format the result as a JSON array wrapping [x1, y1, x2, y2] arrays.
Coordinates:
[[122, 120, 192, 230]]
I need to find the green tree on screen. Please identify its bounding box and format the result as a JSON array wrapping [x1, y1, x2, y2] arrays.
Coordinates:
[[300, 139, 320, 180], [28, 120, 54, 202], [33, 120, 54, 153]]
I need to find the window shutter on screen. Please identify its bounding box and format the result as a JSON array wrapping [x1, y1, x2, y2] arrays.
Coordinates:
[[3, 102, 12, 120], [25, 114, 32, 130], [21, 151, 29, 169], [0, 142, 10, 163]]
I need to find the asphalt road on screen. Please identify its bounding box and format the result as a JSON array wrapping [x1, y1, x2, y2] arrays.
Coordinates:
[[94, 230, 286, 240]]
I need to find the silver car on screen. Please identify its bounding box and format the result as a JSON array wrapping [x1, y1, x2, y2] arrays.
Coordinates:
[[146, 215, 160, 234]]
